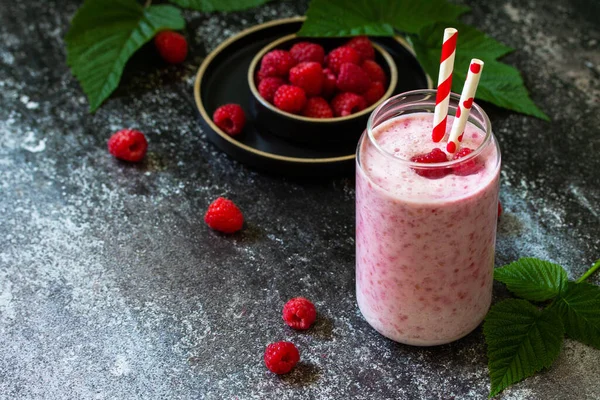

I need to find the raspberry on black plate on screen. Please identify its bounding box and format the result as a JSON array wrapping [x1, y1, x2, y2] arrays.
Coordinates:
[[273, 85, 307, 114], [289, 42, 325, 65], [289, 62, 324, 96], [331, 92, 367, 117], [154, 31, 188, 64], [346, 36, 375, 62], [212, 104, 246, 136], [326, 46, 360, 74]]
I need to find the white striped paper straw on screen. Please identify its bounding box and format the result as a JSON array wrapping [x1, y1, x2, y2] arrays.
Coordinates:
[[432, 28, 458, 143], [446, 59, 484, 154]]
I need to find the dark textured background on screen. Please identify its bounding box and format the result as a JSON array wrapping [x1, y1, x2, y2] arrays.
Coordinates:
[[1, 0, 599, 399]]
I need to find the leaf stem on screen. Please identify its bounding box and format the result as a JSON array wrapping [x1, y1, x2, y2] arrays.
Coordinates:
[[144, 0, 151, 7], [576, 259, 600, 283]]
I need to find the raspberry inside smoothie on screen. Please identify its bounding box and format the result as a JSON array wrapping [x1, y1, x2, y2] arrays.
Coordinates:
[[356, 112, 500, 346]]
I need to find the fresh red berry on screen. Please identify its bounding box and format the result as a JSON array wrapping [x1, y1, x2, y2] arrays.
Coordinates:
[[107, 129, 148, 162], [363, 81, 385, 105], [336, 63, 370, 94], [321, 68, 337, 98], [258, 77, 285, 103], [346, 36, 375, 61], [410, 148, 449, 179], [204, 197, 244, 234], [282, 297, 317, 330], [289, 62, 324, 96], [260, 50, 296, 78], [326, 46, 360, 74], [154, 31, 188, 64], [289, 42, 325, 65], [498, 201, 503, 218], [302, 97, 333, 119], [273, 85, 307, 114], [452, 147, 485, 176], [331, 92, 367, 117], [264, 342, 300, 375], [212, 104, 246, 136], [362, 60, 387, 84]]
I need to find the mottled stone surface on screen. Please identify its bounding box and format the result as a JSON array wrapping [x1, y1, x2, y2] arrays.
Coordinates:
[[0, 0, 599, 399]]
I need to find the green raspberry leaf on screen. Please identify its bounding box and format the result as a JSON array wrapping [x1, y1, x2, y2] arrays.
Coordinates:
[[411, 22, 550, 121], [66, 0, 185, 112], [550, 282, 600, 349], [494, 257, 568, 302], [167, 0, 271, 12], [298, 0, 469, 37], [484, 299, 564, 397]]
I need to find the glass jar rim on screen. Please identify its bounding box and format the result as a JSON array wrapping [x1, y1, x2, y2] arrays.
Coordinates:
[[365, 89, 493, 169]]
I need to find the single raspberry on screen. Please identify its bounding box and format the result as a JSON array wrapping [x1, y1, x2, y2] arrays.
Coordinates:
[[452, 147, 485, 176], [331, 92, 367, 117], [336, 63, 370, 94], [212, 104, 246, 136], [363, 81, 385, 105], [346, 36, 375, 61], [289, 42, 325, 65], [282, 297, 317, 330], [258, 77, 285, 103], [289, 62, 324, 96], [302, 97, 333, 119], [107, 129, 148, 162], [410, 148, 449, 179], [326, 46, 360, 74], [264, 341, 300, 375], [321, 68, 337, 98], [154, 31, 188, 64], [273, 85, 307, 114], [204, 197, 244, 234], [498, 201, 503, 218], [260, 50, 296, 78], [362, 60, 387, 84]]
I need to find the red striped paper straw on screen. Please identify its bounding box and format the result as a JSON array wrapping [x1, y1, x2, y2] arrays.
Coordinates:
[[432, 28, 458, 142], [446, 59, 484, 154]]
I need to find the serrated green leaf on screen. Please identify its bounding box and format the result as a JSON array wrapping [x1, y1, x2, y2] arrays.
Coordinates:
[[484, 299, 564, 397], [549, 282, 600, 349], [298, 0, 469, 37], [168, 0, 270, 12], [66, 0, 185, 112], [493, 257, 568, 302], [411, 22, 550, 121]]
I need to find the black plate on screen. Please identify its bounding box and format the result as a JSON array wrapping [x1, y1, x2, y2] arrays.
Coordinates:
[[193, 17, 430, 177]]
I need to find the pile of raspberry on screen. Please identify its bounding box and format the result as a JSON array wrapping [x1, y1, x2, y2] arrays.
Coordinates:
[[256, 36, 388, 119]]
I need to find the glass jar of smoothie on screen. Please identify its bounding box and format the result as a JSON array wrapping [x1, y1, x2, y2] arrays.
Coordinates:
[[356, 89, 501, 346]]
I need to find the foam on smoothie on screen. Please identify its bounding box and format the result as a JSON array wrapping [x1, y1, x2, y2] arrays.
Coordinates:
[[361, 113, 499, 202]]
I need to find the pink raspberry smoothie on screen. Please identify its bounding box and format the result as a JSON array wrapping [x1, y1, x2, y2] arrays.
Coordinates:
[[356, 112, 500, 346]]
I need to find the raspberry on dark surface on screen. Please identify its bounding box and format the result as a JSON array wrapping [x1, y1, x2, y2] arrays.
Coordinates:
[[204, 197, 244, 234], [321, 68, 337, 98], [273, 85, 307, 114], [289, 42, 325, 65], [154, 31, 188, 64], [282, 297, 317, 330], [260, 50, 296, 77], [498, 201, 503, 218], [258, 77, 285, 103], [107, 129, 148, 162], [452, 147, 485, 176], [410, 148, 450, 179], [303, 97, 334, 119], [331, 92, 367, 117], [361, 60, 387, 84], [336, 63, 370, 94], [212, 104, 246, 136], [363, 81, 385, 105], [289, 62, 324, 96], [346, 36, 375, 61], [264, 341, 300, 375], [326, 46, 360, 74]]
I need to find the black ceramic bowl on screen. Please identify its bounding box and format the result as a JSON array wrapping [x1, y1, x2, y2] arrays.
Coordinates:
[[248, 34, 398, 146]]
